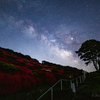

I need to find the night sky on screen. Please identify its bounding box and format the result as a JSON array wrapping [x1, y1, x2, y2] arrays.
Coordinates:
[[0, 0, 100, 72]]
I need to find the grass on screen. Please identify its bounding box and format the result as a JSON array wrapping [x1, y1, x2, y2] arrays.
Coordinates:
[[69, 72, 100, 100], [84, 72, 100, 92]]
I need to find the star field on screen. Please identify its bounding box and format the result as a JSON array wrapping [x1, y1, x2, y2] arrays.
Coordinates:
[[0, 0, 100, 72]]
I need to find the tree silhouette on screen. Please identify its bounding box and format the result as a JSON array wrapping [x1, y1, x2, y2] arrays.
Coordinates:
[[75, 39, 100, 71]]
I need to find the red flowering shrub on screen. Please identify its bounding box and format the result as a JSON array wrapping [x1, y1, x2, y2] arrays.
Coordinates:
[[26, 60, 33, 64], [53, 69, 66, 79], [0, 47, 83, 95], [5, 74, 21, 94], [33, 62, 42, 68], [3, 51, 9, 56], [44, 65, 50, 68], [0, 70, 37, 95], [35, 77, 43, 85], [0, 58, 10, 63], [0, 71, 5, 80], [21, 75, 36, 89], [0, 72, 21, 95], [57, 69, 64, 75], [26, 63, 33, 67], [12, 74, 22, 91], [73, 72, 79, 77], [19, 67, 33, 76], [41, 68, 51, 72], [45, 72, 57, 84], [16, 59, 23, 62]]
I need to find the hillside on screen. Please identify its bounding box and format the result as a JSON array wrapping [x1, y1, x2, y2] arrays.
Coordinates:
[[0, 47, 84, 97]]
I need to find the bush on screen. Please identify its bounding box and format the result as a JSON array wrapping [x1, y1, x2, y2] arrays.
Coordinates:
[[31, 58, 39, 63], [19, 67, 33, 76], [0, 72, 21, 95], [24, 55, 32, 60], [0, 61, 18, 73], [21, 75, 36, 90], [44, 72, 57, 84], [35, 77, 43, 85]]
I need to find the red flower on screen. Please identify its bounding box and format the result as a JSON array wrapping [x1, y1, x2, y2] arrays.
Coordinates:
[[19, 67, 33, 76], [21, 75, 36, 89], [0, 58, 11, 63], [45, 72, 57, 84], [26, 63, 33, 67], [0, 72, 21, 95], [57, 69, 64, 75], [74, 73, 79, 76], [35, 77, 43, 85]]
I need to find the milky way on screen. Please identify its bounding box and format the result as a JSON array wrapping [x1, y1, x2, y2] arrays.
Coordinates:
[[0, 0, 100, 72]]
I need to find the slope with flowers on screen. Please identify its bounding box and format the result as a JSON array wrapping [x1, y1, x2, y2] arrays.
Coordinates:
[[0, 47, 83, 96]]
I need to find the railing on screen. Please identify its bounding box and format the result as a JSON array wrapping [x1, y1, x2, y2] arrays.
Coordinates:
[[37, 71, 87, 100]]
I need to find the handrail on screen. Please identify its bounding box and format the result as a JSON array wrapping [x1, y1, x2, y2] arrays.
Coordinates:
[[37, 71, 87, 100], [37, 79, 61, 100]]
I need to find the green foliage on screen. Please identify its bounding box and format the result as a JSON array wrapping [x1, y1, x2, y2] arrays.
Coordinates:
[[0, 52, 3, 55], [33, 72, 38, 77], [0, 61, 18, 73], [83, 72, 100, 92], [52, 67, 58, 73], [93, 73, 100, 82]]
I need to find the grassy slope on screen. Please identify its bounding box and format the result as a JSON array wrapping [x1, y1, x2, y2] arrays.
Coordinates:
[[70, 71, 100, 100], [83, 71, 100, 93]]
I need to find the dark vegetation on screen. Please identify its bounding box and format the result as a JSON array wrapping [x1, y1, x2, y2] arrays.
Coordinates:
[[0, 46, 83, 98], [76, 39, 100, 72], [83, 71, 100, 92], [73, 39, 100, 99], [0, 38, 100, 100]]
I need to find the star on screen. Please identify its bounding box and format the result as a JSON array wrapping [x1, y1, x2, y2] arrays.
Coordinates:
[[71, 37, 74, 40], [0, 0, 100, 72]]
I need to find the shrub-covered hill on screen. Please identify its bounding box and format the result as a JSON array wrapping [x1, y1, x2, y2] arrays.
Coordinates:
[[0, 47, 83, 95]]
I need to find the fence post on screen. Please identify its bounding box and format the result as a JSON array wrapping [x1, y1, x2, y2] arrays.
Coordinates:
[[82, 75, 84, 82], [84, 71, 86, 79], [60, 80, 63, 90], [82, 71, 86, 80], [76, 78, 78, 87], [71, 83, 76, 97], [71, 83, 76, 92], [37, 74, 86, 100], [80, 76, 82, 83], [70, 80, 73, 89], [51, 88, 53, 100]]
